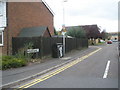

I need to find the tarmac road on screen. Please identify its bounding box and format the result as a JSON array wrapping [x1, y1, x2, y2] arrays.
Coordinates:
[[15, 42, 118, 88]]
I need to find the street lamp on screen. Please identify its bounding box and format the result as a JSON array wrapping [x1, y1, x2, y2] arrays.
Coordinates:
[[62, 0, 67, 56]]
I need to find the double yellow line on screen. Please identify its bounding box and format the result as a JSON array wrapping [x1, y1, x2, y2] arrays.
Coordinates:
[[18, 47, 102, 88]]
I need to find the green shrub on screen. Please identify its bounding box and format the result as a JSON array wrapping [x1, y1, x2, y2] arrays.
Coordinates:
[[1, 56, 27, 70], [2, 60, 11, 70], [2, 55, 13, 61], [15, 52, 26, 60], [9, 58, 27, 68], [14, 42, 34, 62], [1, 42, 35, 70]]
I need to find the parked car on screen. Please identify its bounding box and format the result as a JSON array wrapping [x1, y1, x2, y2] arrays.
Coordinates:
[[107, 40, 112, 44], [100, 40, 105, 43]]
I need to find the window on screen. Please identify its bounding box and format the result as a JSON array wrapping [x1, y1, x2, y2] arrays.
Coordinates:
[[0, 31, 3, 46]]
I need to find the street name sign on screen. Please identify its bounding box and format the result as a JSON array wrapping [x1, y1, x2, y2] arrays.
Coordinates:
[[27, 49, 39, 53]]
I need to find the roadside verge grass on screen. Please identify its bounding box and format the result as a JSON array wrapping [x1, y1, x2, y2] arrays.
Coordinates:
[[95, 42, 106, 46]]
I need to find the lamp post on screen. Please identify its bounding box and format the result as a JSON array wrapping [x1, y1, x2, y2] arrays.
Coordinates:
[[62, 0, 67, 25], [62, 0, 67, 56], [62, 27, 66, 56]]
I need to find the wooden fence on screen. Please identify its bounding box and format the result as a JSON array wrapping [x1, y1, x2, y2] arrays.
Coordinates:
[[12, 37, 88, 59]]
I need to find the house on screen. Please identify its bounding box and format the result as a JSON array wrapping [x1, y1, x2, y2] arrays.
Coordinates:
[[79, 24, 101, 39], [64, 24, 100, 39], [109, 32, 118, 41], [0, 0, 54, 55]]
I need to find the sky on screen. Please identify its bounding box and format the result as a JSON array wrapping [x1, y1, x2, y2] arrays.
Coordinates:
[[45, 0, 119, 32]]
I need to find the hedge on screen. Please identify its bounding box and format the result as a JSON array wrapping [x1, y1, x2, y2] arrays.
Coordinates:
[[1, 56, 27, 70]]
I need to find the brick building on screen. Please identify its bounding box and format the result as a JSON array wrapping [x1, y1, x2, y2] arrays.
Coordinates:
[[0, 1, 54, 55]]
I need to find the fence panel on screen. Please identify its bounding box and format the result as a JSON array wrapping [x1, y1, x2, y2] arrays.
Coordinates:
[[12, 37, 88, 59], [82, 38, 88, 48], [57, 37, 63, 43], [42, 37, 52, 57], [76, 38, 82, 49], [66, 38, 76, 52], [12, 37, 41, 58]]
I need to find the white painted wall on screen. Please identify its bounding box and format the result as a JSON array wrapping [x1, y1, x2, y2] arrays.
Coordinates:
[[0, 1, 6, 29]]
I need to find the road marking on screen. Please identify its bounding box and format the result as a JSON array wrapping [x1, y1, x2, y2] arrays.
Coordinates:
[[103, 60, 111, 78], [18, 47, 102, 88]]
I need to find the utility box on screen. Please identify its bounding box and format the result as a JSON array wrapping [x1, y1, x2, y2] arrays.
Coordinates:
[[52, 43, 63, 58]]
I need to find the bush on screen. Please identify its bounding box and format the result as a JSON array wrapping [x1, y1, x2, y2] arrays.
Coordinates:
[[14, 42, 34, 62], [2, 60, 11, 70], [9, 58, 27, 68], [1, 55, 27, 70], [66, 26, 86, 38], [2, 55, 13, 61]]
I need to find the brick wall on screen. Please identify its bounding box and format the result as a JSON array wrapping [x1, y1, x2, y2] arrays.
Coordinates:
[[1, 2, 54, 55]]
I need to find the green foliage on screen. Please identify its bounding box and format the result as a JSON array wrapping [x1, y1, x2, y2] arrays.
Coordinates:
[[24, 42, 34, 49], [2, 55, 14, 61], [15, 42, 34, 60], [1, 55, 27, 70], [9, 58, 26, 68], [96, 42, 105, 46], [66, 27, 86, 38], [101, 30, 109, 40], [54, 28, 58, 35], [1, 42, 35, 70]]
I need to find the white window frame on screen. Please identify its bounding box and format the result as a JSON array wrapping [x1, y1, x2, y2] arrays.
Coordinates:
[[0, 30, 4, 46]]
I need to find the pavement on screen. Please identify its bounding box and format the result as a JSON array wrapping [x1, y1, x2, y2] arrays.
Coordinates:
[[1, 46, 99, 88]]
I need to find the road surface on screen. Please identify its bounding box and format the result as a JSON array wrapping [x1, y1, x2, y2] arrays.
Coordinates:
[[14, 42, 118, 88]]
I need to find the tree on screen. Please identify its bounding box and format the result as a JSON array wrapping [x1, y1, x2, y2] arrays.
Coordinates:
[[66, 26, 86, 38], [81, 25, 101, 39], [100, 30, 109, 40]]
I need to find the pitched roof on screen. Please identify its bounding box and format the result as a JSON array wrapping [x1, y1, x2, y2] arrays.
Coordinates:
[[65, 24, 100, 39], [66, 24, 99, 32], [18, 26, 50, 37], [80, 25, 100, 38], [80, 24, 99, 30]]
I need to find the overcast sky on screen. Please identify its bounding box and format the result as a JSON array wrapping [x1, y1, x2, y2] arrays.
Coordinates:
[[45, 0, 119, 32]]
